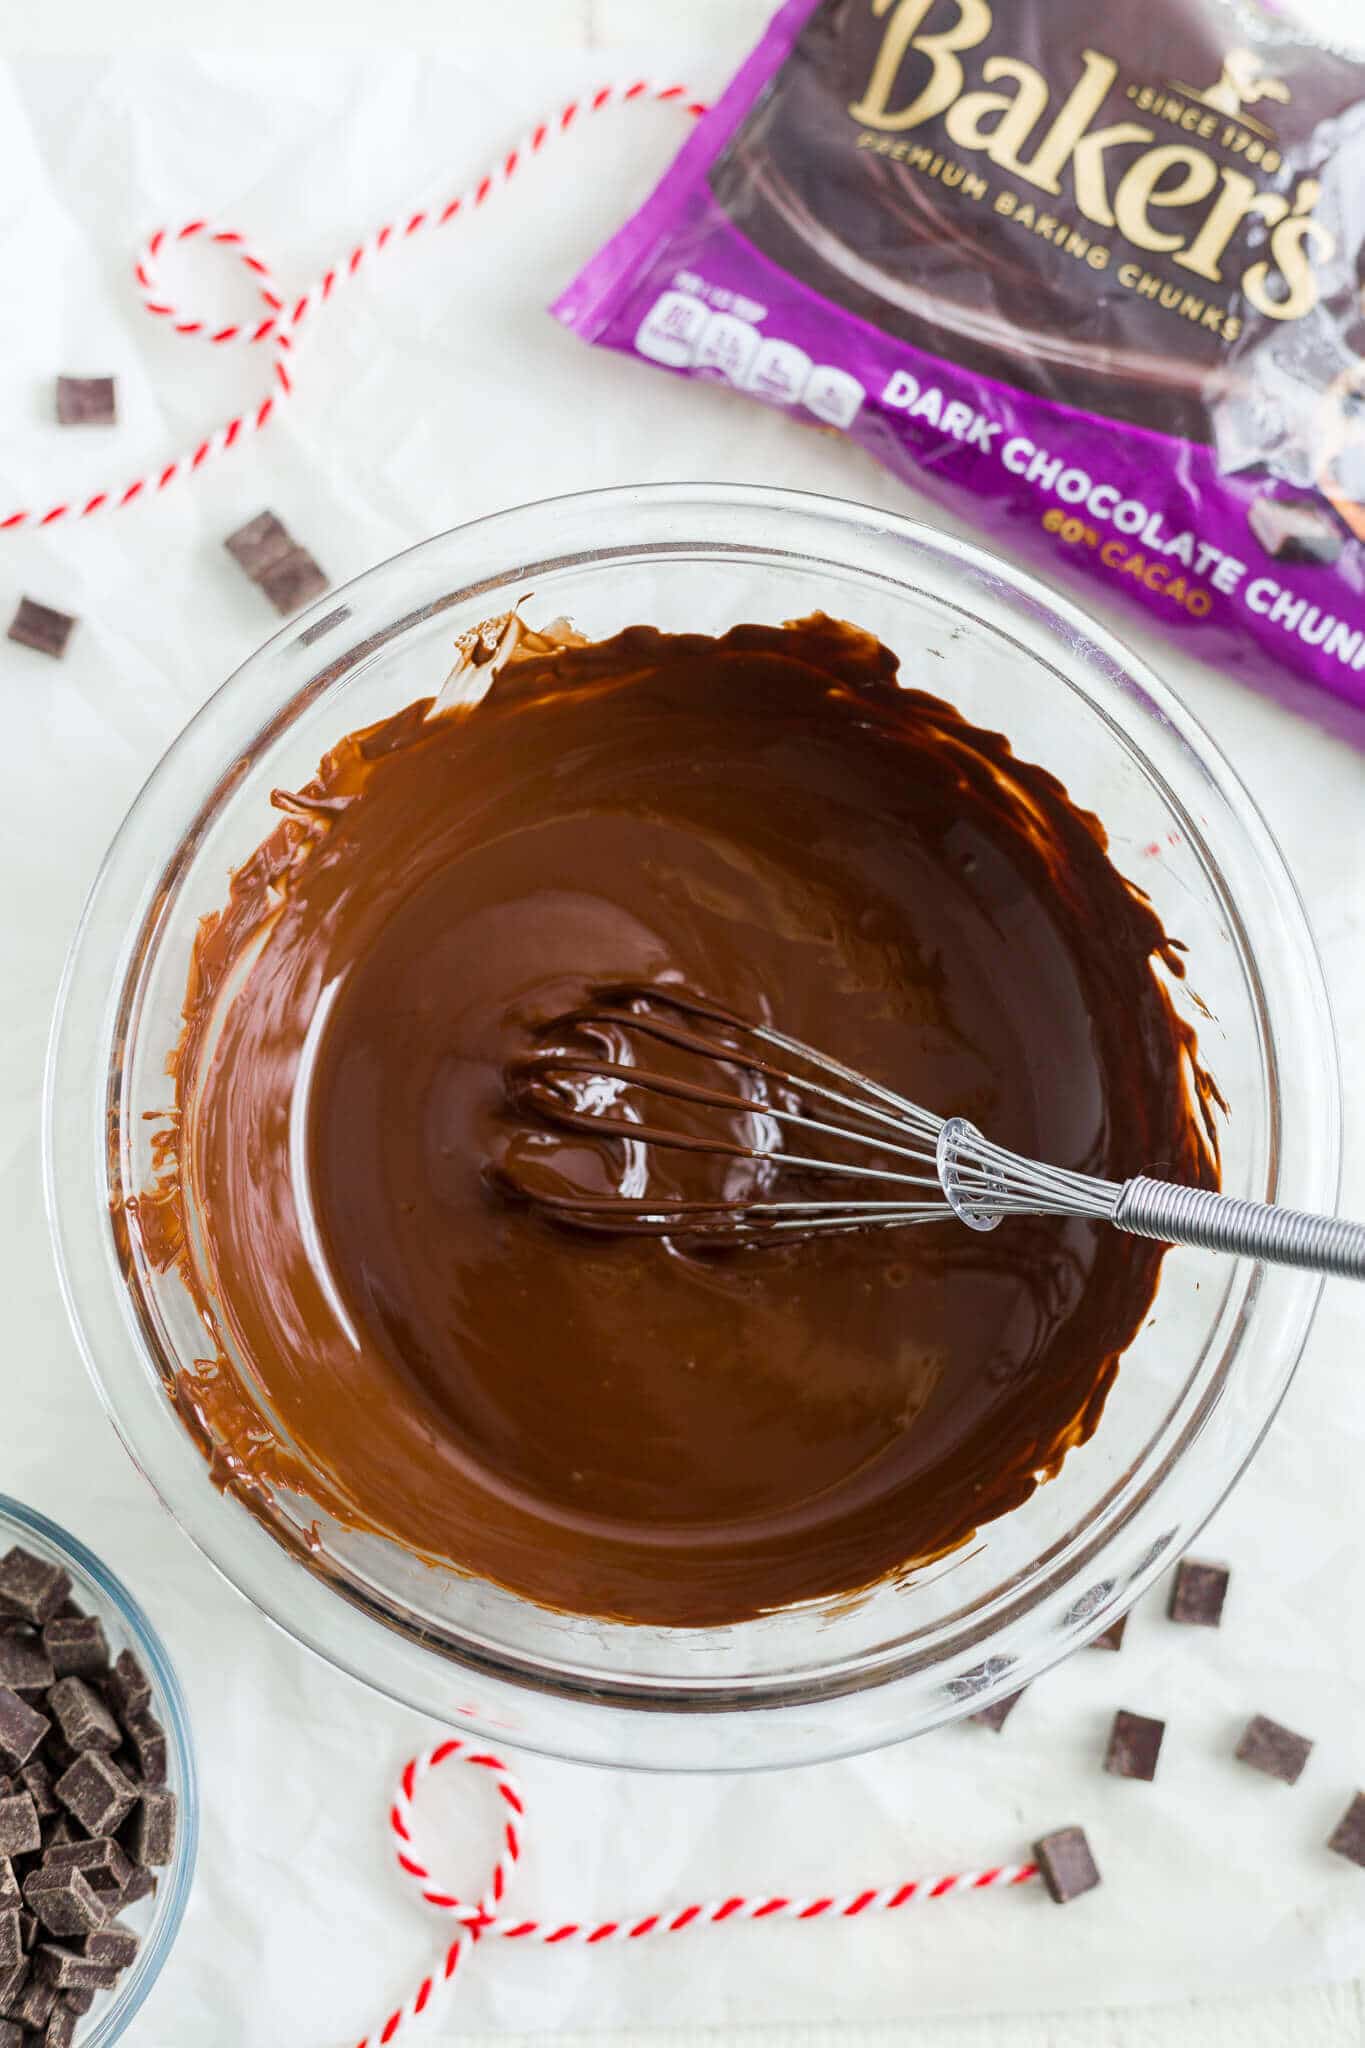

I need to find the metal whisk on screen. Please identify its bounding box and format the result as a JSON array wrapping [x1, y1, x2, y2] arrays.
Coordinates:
[[501, 987, 1365, 1281]]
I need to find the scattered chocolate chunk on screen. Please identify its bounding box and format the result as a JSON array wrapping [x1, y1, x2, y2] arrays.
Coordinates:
[[83, 1919, 138, 1969], [1091, 1614, 1128, 1652], [106, 1651, 152, 1725], [1248, 492, 1344, 566], [258, 546, 329, 616], [224, 510, 329, 616], [1168, 1559, 1229, 1628], [55, 376, 117, 428], [1235, 1714, 1314, 1786], [43, 2005, 76, 2048], [0, 1637, 54, 1698], [0, 1915, 17, 1971], [1327, 1792, 1365, 1867], [53, 1752, 137, 1837], [224, 509, 293, 577], [34, 1946, 117, 1992], [5, 599, 76, 660], [22, 1866, 106, 1939], [1105, 1709, 1165, 1782], [0, 1555, 70, 1631], [47, 1677, 120, 1755], [127, 1787, 176, 1867], [0, 1796, 39, 1859], [124, 1710, 167, 1787], [20, 1762, 57, 1821], [970, 1689, 1025, 1732], [41, 1617, 108, 1681], [0, 1690, 49, 1774], [1032, 1826, 1101, 1903]]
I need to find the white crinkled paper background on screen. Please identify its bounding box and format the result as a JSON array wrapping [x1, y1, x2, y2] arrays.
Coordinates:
[[1, 18, 1364, 2045]]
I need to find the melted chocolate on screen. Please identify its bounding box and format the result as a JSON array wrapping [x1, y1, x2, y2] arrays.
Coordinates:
[[146, 614, 1216, 1627]]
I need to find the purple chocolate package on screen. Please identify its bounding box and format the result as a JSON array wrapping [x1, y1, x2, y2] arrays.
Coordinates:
[[555, 0, 1365, 721]]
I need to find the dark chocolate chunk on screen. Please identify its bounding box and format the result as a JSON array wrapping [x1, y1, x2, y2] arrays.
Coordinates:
[[5, 599, 75, 660], [224, 510, 329, 616], [55, 376, 116, 427], [4, 1972, 55, 2030], [0, 2019, 18, 2048], [122, 1710, 167, 1788], [22, 1866, 106, 1938], [0, 1915, 17, 1971], [83, 1919, 138, 1969], [0, 1636, 53, 1698], [0, 1968, 24, 2021], [1235, 1714, 1313, 1786], [0, 1863, 15, 1910], [59, 1987, 93, 2015], [1105, 1709, 1165, 1782], [224, 509, 294, 577], [19, 1763, 57, 1821], [127, 1787, 176, 1867], [17, 1916, 33, 1957], [0, 1690, 49, 1774], [970, 1688, 1025, 1732], [116, 1864, 154, 1908], [1090, 1614, 1128, 1652], [47, 1678, 120, 1756], [1327, 1792, 1365, 1868], [1033, 1826, 1101, 1903], [34, 1946, 117, 1992], [53, 1753, 136, 1837], [105, 1651, 152, 1725], [0, 1798, 39, 1860], [40, 1618, 108, 1681], [43, 1838, 132, 1897], [43, 1816, 77, 1850], [0, 1555, 70, 1631], [1248, 492, 1344, 566], [43, 2005, 77, 2048], [258, 545, 329, 616], [1168, 1559, 1229, 1628]]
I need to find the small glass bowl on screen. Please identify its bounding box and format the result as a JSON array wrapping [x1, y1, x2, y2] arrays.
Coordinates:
[[0, 1494, 197, 2043], [44, 484, 1339, 1771]]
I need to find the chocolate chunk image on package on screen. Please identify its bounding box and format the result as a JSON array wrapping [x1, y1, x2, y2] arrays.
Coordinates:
[[557, 0, 1365, 723]]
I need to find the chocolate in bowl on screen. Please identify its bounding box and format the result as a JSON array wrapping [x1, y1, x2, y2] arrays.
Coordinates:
[[45, 486, 1336, 1768], [148, 610, 1217, 1630]]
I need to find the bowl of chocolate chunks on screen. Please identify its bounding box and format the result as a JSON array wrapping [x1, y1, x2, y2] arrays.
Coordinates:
[[0, 1497, 196, 2046]]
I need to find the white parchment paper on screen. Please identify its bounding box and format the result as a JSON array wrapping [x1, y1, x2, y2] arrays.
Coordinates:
[[1, 37, 1364, 2047]]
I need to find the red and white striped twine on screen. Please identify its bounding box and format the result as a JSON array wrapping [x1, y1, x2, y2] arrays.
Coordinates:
[[360, 1734, 1039, 2048], [1, 81, 707, 536]]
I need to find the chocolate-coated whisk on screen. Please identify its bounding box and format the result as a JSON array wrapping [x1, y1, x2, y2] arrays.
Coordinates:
[[503, 988, 1365, 1281]]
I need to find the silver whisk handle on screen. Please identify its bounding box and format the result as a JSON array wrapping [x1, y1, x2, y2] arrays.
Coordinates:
[[1114, 1177, 1365, 1280]]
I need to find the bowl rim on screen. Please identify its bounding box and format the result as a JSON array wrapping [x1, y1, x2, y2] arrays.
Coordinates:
[[0, 1491, 199, 2041], [42, 481, 1341, 1769]]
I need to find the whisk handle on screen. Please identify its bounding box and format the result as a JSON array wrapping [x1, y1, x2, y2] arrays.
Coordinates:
[[1114, 1178, 1365, 1280]]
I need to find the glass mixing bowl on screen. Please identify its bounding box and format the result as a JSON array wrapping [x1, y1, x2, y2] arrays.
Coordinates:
[[0, 1495, 198, 2044], [44, 484, 1338, 1770]]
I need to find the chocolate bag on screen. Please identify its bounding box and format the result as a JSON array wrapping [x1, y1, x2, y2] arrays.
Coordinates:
[[555, 0, 1365, 722]]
